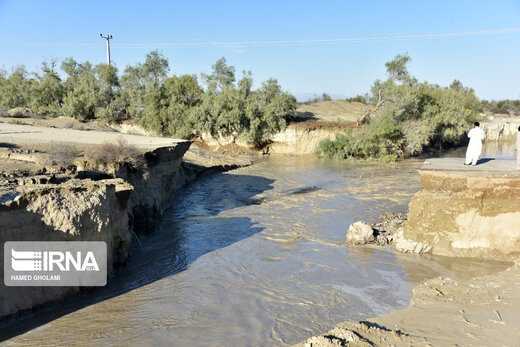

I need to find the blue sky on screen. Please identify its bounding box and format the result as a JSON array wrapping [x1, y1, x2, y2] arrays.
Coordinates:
[[0, 0, 519, 100]]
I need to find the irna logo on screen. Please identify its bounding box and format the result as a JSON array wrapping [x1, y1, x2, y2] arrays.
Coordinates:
[[4, 241, 107, 287], [11, 249, 100, 272]]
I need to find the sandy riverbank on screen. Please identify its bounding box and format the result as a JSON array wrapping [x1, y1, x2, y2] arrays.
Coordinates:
[[298, 262, 519, 346]]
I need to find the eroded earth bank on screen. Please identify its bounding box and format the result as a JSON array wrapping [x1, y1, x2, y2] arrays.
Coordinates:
[[0, 123, 250, 319]]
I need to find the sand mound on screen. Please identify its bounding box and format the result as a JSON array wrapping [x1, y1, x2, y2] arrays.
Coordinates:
[[295, 100, 368, 124]]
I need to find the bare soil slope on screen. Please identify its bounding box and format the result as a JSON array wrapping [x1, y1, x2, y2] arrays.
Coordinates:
[[295, 100, 367, 124]]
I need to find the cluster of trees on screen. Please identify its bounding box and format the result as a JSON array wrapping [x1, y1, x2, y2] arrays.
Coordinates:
[[0, 52, 296, 147], [345, 95, 368, 104], [299, 93, 333, 105], [318, 54, 482, 161], [481, 99, 520, 115]]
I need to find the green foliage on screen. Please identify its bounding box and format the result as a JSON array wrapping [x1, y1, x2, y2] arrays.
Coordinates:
[[481, 98, 520, 115], [385, 53, 414, 84], [202, 57, 236, 92], [0, 66, 34, 109], [346, 95, 367, 104], [189, 76, 294, 146], [118, 54, 295, 146], [299, 93, 333, 105], [0, 53, 295, 147], [60, 60, 101, 121], [243, 79, 295, 146], [120, 50, 169, 120], [30, 71, 63, 117], [238, 70, 253, 97], [318, 54, 481, 161]]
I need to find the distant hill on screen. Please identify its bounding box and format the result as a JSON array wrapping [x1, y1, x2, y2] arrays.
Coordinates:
[[294, 99, 368, 124], [293, 93, 347, 102]]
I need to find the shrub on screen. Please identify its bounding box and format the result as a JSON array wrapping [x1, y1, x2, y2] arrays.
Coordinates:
[[299, 93, 333, 105], [43, 144, 82, 168], [346, 95, 367, 104], [84, 138, 144, 168], [481, 99, 520, 116]]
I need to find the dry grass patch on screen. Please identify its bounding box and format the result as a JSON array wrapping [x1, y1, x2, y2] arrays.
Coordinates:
[[43, 144, 83, 168], [84, 138, 144, 168]]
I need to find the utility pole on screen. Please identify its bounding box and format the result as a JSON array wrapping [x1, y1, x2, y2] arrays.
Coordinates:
[[99, 33, 113, 65]]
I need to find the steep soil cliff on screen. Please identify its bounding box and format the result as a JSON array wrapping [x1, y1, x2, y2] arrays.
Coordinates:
[[268, 125, 343, 155], [0, 178, 132, 318], [77, 142, 192, 234], [0, 138, 193, 318], [0, 138, 253, 319], [398, 169, 520, 261]]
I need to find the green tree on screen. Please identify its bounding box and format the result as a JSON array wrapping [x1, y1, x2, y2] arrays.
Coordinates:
[[0, 66, 34, 109], [193, 85, 245, 139], [164, 74, 203, 106], [60, 59, 116, 121], [193, 72, 295, 147], [238, 70, 253, 98], [92, 64, 123, 121], [139, 74, 203, 137], [120, 50, 169, 120], [0, 52, 297, 148], [203, 57, 236, 92], [30, 62, 64, 117], [385, 53, 412, 83], [243, 78, 295, 146], [318, 54, 480, 161]]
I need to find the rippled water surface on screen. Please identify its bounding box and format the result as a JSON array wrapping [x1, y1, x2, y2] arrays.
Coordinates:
[[2, 155, 509, 346]]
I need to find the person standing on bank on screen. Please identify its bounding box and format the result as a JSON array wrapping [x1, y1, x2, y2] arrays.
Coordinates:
[[516, 125, 520, 171], [464, 122, 485, 166]]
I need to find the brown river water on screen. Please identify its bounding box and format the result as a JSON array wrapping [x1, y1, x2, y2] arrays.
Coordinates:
[[0, 151, 511, 346]]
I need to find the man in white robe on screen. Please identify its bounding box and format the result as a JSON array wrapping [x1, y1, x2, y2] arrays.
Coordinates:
[[516, 127, 520, 171], [464, 122, 485, 166]]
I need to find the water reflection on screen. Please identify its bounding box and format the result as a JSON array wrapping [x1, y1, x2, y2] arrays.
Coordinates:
[[481, 141, 516, 159], [445, 140, 515, 159]]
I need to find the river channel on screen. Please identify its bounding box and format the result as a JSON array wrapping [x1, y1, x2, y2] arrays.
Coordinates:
[[1, 153, 510, 346]]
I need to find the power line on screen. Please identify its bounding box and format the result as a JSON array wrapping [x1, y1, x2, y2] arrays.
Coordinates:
[[112, 28, 520, 48], [1, 28, 518, 49]]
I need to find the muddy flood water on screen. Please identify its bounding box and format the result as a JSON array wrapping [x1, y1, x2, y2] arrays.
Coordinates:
[[1, 152, 511, 346]]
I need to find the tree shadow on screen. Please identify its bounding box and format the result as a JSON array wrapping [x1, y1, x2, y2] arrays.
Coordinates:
[[0, 172, 274, 341], [286, 111, 318, 123]]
